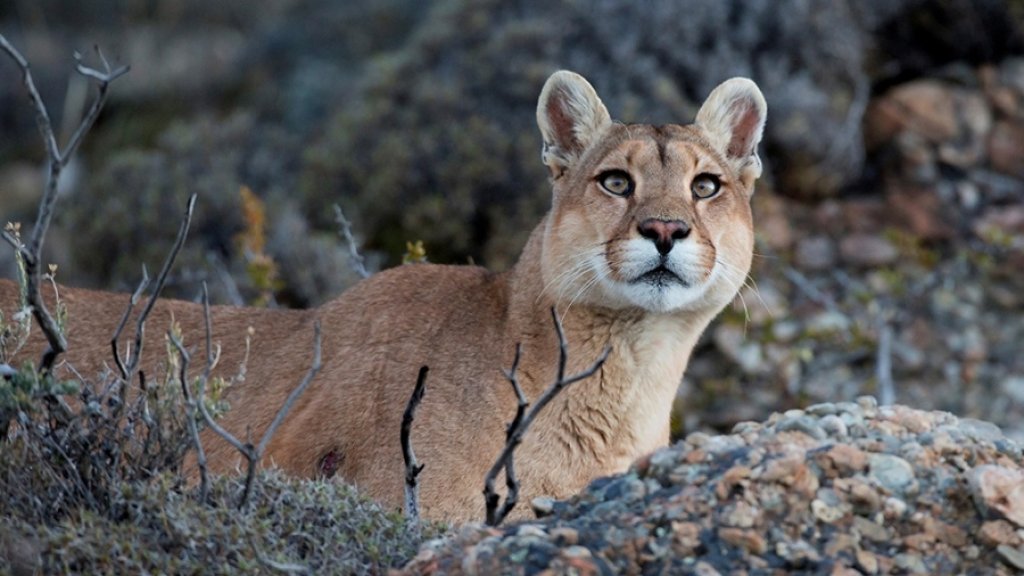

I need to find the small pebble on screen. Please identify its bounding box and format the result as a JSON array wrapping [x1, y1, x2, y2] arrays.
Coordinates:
[[869, 454, 916, 493], [997, 544, 1024, 571], [776, 415, 827, 440], [820, 415, 849, 439]]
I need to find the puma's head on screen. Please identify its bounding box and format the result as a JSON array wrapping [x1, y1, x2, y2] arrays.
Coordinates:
[[537, 71, 766, 314]]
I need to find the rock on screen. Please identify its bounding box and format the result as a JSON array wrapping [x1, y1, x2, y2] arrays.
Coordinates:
[[869, 454, 916, 493], [974, 204, 1024, 246], [865, 81, 959, 147], [978, 520, 1023, 547], [958, 419, 1006, 443], [894, 552, 929, 574], [823, 444, 868, 475], [531, 497, 554, 518], [998, 545, 1024, 571], [806, 311, 851, 335], [839, 234, 899, 267], [967, 466, 1024, 528], [718, 527, 767, 555], [403, 405, 1024, 575], [855, 548, 879, 574], [776, 414, 827, 440], [989, 119, 1024, 178], [885, 185, 955, 241], [549, 527, 579, 546], [795, 235, 837, 271]]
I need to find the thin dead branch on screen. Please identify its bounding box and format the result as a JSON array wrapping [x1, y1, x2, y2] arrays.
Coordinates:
[[124, 194, 197, 383], [483, 309, 611, 526], [0, 36, 129, 372], [333, 204, 370, 279], [401, 366, 428, 528], [167, 332, 210, 502], [783, 266, 839, 312], [194, 316, 323, 509], [488, 343, 527, 524], [110, 266, 150, 381]]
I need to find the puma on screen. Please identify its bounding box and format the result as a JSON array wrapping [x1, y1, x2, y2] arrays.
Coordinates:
[[1, 71, 765, 522]]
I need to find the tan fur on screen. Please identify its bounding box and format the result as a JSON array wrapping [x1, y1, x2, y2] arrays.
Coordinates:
[[0, 71, 766, 522]]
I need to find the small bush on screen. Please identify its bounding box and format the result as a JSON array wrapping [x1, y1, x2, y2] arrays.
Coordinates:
[[0, 317, 441, 574], [1, 471, 439, 574]]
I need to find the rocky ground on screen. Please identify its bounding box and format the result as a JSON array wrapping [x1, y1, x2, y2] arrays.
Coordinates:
[[682, 57, 1024, 445], [402, 399, 1024, 575]]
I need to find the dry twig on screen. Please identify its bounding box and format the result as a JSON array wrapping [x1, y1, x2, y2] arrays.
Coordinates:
[[333, 204, 370, 279], [194, 315, 323, 509], [483, 309, 611, 526], [167, 329, 211, 502], [110, 266, 150, 380], [0, 36, 129, 372], [401, 366, 428, 528], [123, 194, 197, 383]]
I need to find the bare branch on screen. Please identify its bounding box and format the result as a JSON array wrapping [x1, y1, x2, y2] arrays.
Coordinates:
[[193, 317, 322, 509], [126, 194, 197, 381], [783, 266, 838, 312], [255, 321, 322, 458], [64, 46, 129, 161], [333, 204, 370, 279], [0, 34, 60, 161], [484, 311, 611, 526], [485, 343, 527, 525], [110, 265, 150, 381], [401, 366, 428, 527], [0, 230, 19, 252], [168, 332, 210, 502], [0, 34, 129, 372]]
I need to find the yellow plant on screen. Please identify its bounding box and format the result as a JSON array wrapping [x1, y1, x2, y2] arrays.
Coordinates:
[[235, 186, 281, 306], [403, 240, 428, 264]]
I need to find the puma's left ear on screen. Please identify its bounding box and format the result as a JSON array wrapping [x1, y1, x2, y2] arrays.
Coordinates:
[[696, 78, 767, 187]]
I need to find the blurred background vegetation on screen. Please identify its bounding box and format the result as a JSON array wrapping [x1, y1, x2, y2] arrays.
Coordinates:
[[2, 0, 1024, 439]]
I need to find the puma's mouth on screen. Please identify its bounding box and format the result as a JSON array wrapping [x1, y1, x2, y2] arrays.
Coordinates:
[[633, 265, 688, 287]]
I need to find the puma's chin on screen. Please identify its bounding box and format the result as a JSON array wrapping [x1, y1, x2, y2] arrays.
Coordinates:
[[614, 274, 710, 313]]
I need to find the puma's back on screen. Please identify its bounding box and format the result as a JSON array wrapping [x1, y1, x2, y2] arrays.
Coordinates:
[[1, 70, 766, 522]]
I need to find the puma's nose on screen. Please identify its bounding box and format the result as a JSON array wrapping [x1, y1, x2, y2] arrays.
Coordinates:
[[638, 218, 691, 255]]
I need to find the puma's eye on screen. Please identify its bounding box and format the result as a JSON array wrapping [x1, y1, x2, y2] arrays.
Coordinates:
[[598, 170, 634, 197], [692, 174, 721, 199]]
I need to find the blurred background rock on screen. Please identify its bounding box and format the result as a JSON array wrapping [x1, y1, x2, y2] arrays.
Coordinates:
[[1, 0, 1023, 439]]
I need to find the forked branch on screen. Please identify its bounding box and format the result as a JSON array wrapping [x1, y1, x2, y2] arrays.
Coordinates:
[[483, 309, 611, 526], [401, 366, 428, 528], [0, 36, 129, 372], [121, 194, 197, 382], [168, 332, 210, 502], [194, 305, 323, 509]]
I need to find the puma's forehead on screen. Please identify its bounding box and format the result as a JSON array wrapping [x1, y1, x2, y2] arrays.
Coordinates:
[[581, 124, 732, 178]]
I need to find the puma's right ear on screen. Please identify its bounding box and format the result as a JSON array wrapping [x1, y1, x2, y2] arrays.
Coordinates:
[[537, 71, 612, 176], [696, 78, 767, 187]]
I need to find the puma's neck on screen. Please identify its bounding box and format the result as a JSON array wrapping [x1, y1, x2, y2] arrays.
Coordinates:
[[504, 219, 718, 473]]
